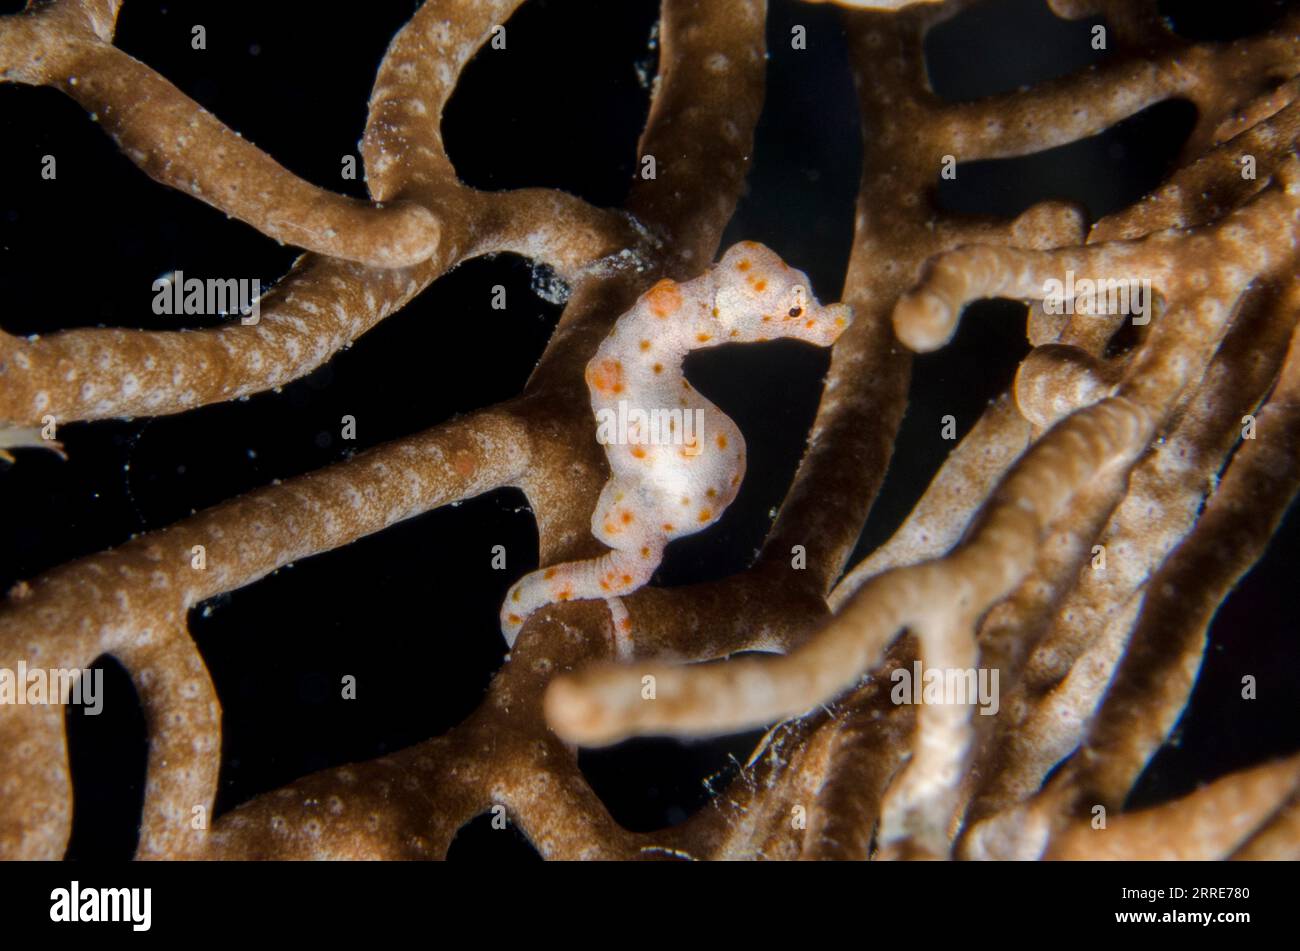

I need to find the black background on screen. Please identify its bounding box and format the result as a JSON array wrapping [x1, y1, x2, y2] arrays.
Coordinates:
[[0, 0, 1295, 861]]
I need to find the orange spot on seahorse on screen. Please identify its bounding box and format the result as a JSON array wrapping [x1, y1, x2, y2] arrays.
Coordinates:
[[647, 278, 683, 317], [716, 434, 728, 449], [698, 508, 713, 522], [586, 358, 625, 394]]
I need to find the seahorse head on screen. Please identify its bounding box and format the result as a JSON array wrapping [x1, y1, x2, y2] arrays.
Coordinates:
[[712, 241, 853, 347]]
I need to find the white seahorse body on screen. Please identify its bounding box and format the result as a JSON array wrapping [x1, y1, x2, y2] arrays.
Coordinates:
[[501, 241, 853, 651]]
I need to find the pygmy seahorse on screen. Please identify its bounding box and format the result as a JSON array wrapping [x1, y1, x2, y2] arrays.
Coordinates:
[[500, 240, 853, 654]]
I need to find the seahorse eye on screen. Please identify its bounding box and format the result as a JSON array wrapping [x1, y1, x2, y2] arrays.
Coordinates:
[[788, 306, 802, 318]]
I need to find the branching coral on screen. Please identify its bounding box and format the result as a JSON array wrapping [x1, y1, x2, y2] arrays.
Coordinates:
[[0, 0, 1297, 861]]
